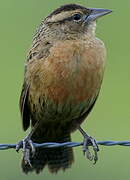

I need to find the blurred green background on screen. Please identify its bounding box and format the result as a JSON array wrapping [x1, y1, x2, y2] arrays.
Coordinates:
[[0, 0, 129, 179]]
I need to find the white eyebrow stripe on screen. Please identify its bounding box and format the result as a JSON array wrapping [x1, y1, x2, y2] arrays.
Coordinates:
[[47, 10, 83, 22]]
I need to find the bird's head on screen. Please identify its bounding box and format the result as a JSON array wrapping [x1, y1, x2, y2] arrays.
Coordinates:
[[38, 4, 112, 41]]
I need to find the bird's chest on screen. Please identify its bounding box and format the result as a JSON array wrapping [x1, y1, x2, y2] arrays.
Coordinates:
[[28, 40, 106, 117], [41, 40, 105, 103]]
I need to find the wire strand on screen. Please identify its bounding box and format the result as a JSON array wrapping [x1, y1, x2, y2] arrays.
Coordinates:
[[1, 140, 130, 150]]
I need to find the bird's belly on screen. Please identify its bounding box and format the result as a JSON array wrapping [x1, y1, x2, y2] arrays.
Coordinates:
[[44, 71, 100, 105], [29, 67, 100, 129], [28, 40, 105, 129], [32, 97, 95, 138]]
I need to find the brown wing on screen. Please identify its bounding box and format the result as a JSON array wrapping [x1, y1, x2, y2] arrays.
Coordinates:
[[74, 94, 99, 126], [19, 82, 30, 131]]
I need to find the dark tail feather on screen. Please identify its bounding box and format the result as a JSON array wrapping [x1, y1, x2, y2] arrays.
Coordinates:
[[47, 145, 74, 173], [21, 135, 74, 174]]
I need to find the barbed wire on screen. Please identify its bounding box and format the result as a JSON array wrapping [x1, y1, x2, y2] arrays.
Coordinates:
[[1, 141, 130, 150]]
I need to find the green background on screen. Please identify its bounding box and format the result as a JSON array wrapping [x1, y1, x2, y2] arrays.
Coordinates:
[[0, 0, 129, 179]]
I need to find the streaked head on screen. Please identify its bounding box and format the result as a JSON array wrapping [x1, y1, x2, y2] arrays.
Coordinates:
[[39, 4, 112, 40]]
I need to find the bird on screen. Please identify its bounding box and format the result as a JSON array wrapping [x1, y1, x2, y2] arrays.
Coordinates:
[[16, 4, 112, 174]]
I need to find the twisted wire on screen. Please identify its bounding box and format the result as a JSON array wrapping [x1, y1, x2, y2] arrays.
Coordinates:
[[0, 141, 130, 150]]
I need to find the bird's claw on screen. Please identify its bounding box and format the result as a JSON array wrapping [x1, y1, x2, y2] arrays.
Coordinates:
[[16, 140, 23, 152], [82, 135, 99, 164], [16, 137, 35, 166]]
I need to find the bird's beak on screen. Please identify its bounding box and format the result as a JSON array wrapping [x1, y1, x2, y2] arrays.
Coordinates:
[[85, 8, 112, 23]]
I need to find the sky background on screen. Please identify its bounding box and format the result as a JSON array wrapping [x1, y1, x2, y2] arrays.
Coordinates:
[[0, 0, 130, 179]]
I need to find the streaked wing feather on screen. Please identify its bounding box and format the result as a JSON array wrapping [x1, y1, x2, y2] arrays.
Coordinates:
[[74, 94, 99, 125], [19, 82, 30, 131]]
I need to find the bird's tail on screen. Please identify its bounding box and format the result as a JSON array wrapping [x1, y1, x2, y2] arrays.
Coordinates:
[[21, 134, 74, 174]]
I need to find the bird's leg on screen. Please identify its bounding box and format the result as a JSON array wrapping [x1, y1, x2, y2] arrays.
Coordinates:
[[16, 121, 39, 166], [78, 126, 99, 164]]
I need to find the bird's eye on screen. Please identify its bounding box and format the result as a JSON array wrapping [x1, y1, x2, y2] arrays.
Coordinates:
[[73, 13, 82, 21]]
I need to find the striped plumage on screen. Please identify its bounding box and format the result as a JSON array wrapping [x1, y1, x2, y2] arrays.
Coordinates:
[[19, 4, 111, 174]]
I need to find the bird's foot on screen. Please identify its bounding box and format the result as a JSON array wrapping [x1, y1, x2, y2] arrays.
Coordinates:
[[16, 136, 35, 167], [82, 134, 99, 164], [78, 126, 99, 164]]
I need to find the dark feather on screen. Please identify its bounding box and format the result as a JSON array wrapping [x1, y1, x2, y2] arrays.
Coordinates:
[[71, 94, 99, 131], [47, 4, 88, 18], [21, 134, 74, 174], [19, 83, 30, 131]]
